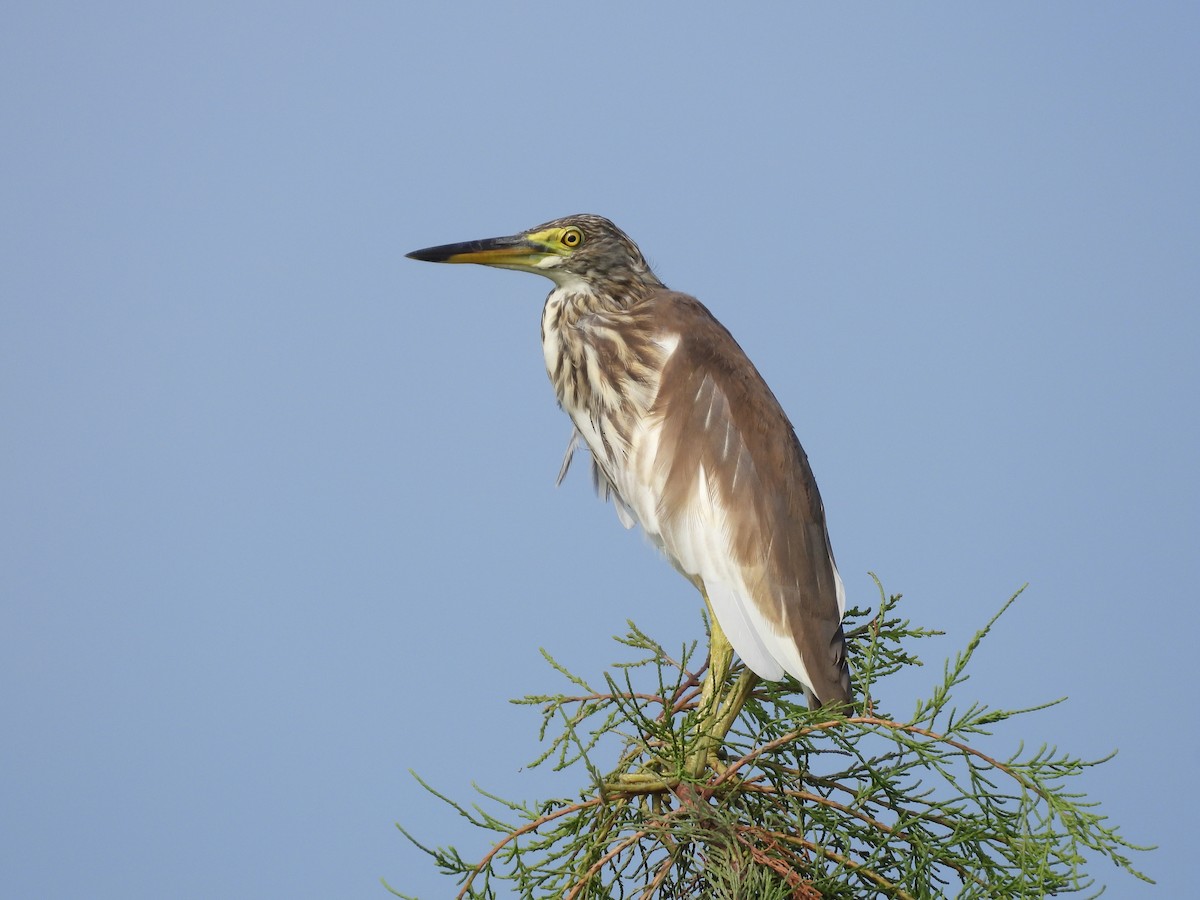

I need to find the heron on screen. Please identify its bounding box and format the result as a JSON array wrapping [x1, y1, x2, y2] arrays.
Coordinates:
[[407, 214, 851, 776]]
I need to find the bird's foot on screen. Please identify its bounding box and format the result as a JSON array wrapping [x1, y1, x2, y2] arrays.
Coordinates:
[[603, 610, 757, 795], [601, 770, 678, 795]]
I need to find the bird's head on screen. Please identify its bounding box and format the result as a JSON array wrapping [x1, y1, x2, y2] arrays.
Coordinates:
[[406, 214, 664, 296]]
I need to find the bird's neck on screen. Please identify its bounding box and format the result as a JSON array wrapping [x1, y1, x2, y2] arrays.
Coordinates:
[[540, 286, 668, 457]]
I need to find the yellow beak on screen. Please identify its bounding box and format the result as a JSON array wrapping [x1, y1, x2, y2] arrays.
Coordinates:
[[406, 232, 552, 270]]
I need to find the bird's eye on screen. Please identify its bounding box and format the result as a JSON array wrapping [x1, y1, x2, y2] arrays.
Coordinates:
[[561, 228, 583, 248]]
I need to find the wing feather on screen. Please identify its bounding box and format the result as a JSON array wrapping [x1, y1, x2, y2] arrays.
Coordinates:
[[646, 291, 852, 705]]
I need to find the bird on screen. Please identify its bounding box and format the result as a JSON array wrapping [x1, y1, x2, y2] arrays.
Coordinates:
[[406, 214, 852, 724]]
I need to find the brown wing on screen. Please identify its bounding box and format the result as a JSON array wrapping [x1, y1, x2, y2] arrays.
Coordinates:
[[646, 290, 851, 706]]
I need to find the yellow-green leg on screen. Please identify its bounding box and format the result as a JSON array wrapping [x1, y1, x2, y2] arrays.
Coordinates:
[[686, 592, 758, 778], [603, 592, 758, 793]]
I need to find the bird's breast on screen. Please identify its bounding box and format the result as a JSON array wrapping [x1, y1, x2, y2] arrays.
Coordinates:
[[541, 289, 679, 535]]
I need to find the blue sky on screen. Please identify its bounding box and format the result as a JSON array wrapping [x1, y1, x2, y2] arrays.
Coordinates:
[[2, 4, 1196, 897]]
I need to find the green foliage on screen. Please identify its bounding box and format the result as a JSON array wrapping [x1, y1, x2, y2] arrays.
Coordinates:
[[388, 578, 1152, 898]]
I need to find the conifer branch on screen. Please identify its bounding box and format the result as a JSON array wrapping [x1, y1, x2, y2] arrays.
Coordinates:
[[390, 581, 1153, 898]]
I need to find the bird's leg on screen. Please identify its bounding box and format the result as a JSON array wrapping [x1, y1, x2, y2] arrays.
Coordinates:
[[598, 600, 730, 794], [684, 593, 759, 778], [700, 592, 734, 721], [601, 593, 758, 793]]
